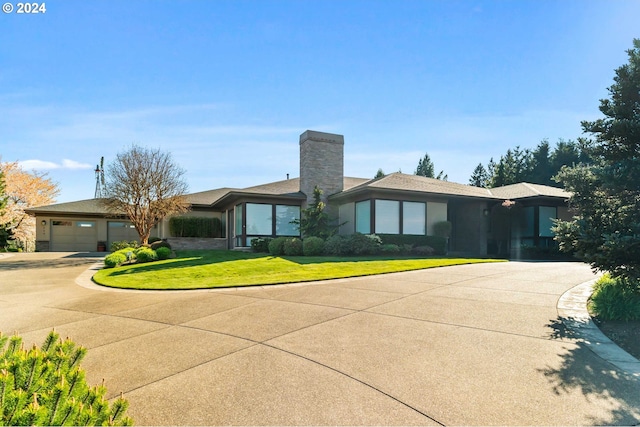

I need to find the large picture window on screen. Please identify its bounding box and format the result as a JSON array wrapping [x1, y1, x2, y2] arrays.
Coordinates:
[[246, 203, 272, 235], [375, 200, 399, 234], [276, 205, 300, 236], [355, 200, 371, 234], [403, 202, 425, 235], [539, 206, 557, 237]]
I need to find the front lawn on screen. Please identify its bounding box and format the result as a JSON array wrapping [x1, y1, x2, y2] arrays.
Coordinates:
[[92, 250, 505, 290]]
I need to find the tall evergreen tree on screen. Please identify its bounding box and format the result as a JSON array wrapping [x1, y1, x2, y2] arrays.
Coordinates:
[[374, 168, 385, 179], [529, 140, 553, 185], [415, 152, 447, 179], [554, 39, 640, 283], [469, 163, 489, 187], [415, 153, 435, 178]]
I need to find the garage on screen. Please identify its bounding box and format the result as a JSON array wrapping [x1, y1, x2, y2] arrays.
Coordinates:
[[51, 220, 98, 252], [107, 221, 139, 248]]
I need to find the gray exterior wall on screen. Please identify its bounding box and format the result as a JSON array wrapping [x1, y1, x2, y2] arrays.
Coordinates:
[[449, 200, 489, 255], [299, 130, 344, 208]]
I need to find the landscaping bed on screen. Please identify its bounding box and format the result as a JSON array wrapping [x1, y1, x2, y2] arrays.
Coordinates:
[[92, 249, 504, 290], [593, 318, 640, 361]]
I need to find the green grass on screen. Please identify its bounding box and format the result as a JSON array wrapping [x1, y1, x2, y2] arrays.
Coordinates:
[[92, 250, 506, 290]]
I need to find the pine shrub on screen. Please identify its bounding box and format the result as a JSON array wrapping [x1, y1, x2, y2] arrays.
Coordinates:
[[0, 330, 133, 426]]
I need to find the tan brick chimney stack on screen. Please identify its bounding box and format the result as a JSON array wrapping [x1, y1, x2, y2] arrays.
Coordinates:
[[299, 130, 344, 208]]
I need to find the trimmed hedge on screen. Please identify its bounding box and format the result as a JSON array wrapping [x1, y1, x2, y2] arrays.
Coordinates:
[[303, 237, 325, 256], [251, 237, 272, 253], [134, 247, 157, 263], [169, 216, 223, 238], [283, 238, 303, 256], [378, 234, 446, 255], [268, 237, 287, 256], [156, 247, 171, 260]]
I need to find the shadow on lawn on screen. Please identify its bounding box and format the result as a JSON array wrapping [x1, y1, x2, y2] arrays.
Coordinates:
[[542, 317, 640, 425]]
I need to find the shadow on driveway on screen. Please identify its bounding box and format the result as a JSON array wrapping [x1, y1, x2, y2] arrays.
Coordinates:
[[543, 317, 640, 425], [0, 253, 100, 271]]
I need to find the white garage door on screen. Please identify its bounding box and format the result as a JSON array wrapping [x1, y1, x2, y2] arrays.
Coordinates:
[[107, 221, 139, 248], [51, 220, 98, 252]]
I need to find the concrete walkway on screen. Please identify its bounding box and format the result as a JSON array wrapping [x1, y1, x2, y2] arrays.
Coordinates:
[[1, 253, 639, 425]]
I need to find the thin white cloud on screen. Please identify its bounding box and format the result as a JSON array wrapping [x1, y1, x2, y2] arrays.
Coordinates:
[[18, 159, 92, 170]]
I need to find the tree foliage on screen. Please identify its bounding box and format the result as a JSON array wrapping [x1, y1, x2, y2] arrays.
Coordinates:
[[103, 145, 189, 245], [415, 152, 447, 180], [553, 39, 640, 283], [0, 161, 59, 251], [374, 168, 385, 179], [293, 186, 338, 239], [0, 330, 133, 426], [473, 139, 590, 188], [469, 163, 489, 187]]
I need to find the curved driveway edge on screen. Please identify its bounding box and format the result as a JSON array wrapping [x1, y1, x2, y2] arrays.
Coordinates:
[[557, 279, 640, 377]]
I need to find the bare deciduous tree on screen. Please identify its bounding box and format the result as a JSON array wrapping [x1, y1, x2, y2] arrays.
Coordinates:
[[103, 145, 189, 244]]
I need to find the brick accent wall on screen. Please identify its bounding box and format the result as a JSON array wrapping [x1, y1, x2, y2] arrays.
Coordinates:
[[299, 130, 344, 208], [167, 238, 227, 250]]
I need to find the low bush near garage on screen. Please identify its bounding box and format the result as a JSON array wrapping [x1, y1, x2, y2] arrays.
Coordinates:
[[104, 247, 138, 268], [104, 252, 127, 268], [156, 246, 171, 260], [110, 240, 139, 252], [0, 330, 133, 426], [133, 247, 157, 263]]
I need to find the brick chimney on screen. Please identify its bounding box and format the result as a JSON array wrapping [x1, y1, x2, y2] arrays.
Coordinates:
[[299, 130, 344, 207]]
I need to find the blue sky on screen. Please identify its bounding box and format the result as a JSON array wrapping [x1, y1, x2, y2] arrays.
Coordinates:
[[2, 0, 639, 203]]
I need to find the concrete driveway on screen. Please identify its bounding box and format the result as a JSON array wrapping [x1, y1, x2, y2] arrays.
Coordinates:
[[1, 252, 639, 426]]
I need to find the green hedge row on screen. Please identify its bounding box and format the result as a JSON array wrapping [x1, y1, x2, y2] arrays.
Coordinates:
[[377, 234, 447, 255], [169, 216, 222, 238]]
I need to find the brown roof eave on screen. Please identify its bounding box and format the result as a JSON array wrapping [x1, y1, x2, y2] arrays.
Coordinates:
[[329, 187, 500, 203], [211, 191, 306, 209]]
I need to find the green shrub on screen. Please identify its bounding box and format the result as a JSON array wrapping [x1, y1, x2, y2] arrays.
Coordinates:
[[134, 247, 157, 263], [378, 234, 447, 255], [110, 240, 139, 252], [432, 221, 452, 238], [412, 245, 435, 256], [589, 274, 640, 321], [251, 237, 272, 253], [104, 252, 127, 268], [169, 216, 222, 238], [148, 236, 162, 244], [303, 237, 325, 256], [0, 330, 133, 426], [380, 243, 400, 255], [323, 235, 351, 256], [283, 238, 303, 256], [348, 233, 381, 255], [156, 246, 171, 260], [150, 240, 172, 251], [268, 237, 287, 256]]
